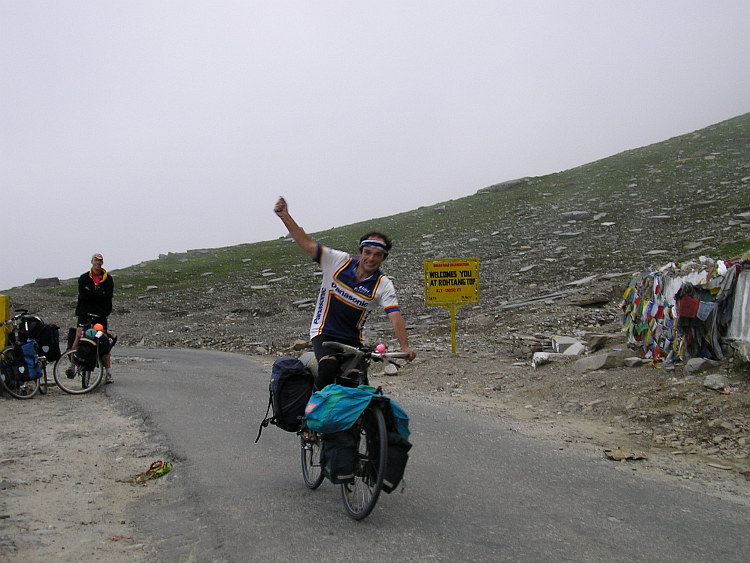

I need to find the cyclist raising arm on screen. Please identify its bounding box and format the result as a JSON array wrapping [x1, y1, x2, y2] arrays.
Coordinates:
[[274, 196, 416, 389]]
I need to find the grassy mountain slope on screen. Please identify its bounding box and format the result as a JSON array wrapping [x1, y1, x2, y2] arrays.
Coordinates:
[[113, 112, 749, 301]]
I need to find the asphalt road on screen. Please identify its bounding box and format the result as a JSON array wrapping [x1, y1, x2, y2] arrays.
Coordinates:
[[108, 348, 750, 562]]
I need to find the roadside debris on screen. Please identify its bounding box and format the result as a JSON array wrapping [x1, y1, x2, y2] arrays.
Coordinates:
[[604, 447, 647, 462], [134, 460, 173, 484]]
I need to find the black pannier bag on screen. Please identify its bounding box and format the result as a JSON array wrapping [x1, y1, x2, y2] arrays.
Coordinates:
[[74, 338, 98, 371], [32, 323, 61, 361], [1, 347, 17, 387], [320, 430, 357, 484], [96, 332, 117, 357], [255, 357, 314, 442], [378, 400, 412, 494], [382, 431, 412, 493], [9, 315, 62, 361]]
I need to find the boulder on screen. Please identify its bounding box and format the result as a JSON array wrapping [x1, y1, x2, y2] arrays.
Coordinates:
[[584, 334, 610, 352], [562, 342, 587, 356], [684, 357, 720, 375], [532, 352, 569, 368], [552, 336, 582, 353], [573, 349, 636, 374], [703, 373, 730, 391], [31, 277, 61, 288], [383, 363, 399, 376]]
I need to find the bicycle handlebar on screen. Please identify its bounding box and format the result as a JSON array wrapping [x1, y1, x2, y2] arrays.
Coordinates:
[[321, 341, 410, 362], [2, 309, 31, 326], [373, 350, 411, 361]]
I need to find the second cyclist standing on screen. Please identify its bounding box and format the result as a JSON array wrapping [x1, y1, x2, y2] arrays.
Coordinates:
[[71, 252, 115, 383]]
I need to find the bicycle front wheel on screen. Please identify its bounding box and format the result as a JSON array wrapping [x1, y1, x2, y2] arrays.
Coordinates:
[[301, 430, 325, 489], [53, 349, 104, 394], [341, 404, 388, 520], [0, 346, 41, 399]]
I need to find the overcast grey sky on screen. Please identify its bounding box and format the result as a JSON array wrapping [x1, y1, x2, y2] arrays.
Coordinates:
[[2, 1, 749, 291]]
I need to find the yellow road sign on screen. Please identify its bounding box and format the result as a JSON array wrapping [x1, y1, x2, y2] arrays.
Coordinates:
[[424, 258, 480, 353], [424, 258, 479, 305]]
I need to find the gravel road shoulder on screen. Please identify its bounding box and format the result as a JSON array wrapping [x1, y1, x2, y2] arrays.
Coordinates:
[[0, 381, 168, 561]]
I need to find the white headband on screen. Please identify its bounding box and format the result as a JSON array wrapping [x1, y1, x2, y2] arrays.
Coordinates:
[[359, 239, 388, 253]]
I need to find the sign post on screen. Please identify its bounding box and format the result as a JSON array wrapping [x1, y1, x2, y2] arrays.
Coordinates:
[[0, 294, 8, 348], [424, 258, 480, 353]]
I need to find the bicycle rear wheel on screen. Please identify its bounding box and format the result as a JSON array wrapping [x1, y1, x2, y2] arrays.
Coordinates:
[[341, 404, 387, 520], [53, 349, 104, 394], [300, 430, 325, 489], [0, 345, 41, 399]]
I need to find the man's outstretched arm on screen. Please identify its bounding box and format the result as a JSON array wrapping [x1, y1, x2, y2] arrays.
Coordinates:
[[274, 196, 317, 258]]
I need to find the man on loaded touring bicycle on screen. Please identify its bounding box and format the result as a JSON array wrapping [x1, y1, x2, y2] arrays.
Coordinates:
[[273, 196, 416, 389], [272, 196, 416, 519]]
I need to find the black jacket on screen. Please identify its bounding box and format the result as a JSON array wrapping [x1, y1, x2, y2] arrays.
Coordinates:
[[75, 268, 114, 318]]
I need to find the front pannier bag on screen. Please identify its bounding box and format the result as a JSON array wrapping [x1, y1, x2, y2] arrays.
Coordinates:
[[255, 357, 314, 442], [74, 338, 98, 371]]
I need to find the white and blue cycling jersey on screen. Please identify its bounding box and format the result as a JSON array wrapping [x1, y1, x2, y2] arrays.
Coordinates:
[[309, 244, 400, 344]]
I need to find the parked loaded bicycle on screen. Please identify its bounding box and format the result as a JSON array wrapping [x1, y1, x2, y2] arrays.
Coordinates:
[[0, 309, 61, 399], [53, 313, 116, 394], [256, 341, 412, 520]]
